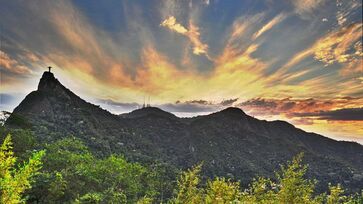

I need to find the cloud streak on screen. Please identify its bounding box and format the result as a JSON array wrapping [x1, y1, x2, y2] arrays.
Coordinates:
[[253, 13, 286, 39], [160, 16, 210, 58], [271, 22, 363, 82], [239, 97, 363, 119], [295, 107, 363, 121]]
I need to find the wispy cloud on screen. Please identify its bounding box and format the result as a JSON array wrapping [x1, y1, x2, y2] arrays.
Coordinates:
[[292, 0, 326, 17], [295, 107, 363, 121], [253, 13, 286, 39], [272, 22, 362, 81], [160, 16, 210, 58]]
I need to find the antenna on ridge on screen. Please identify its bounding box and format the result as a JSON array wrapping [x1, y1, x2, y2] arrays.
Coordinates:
[[147, 96, 151, 107], [142, 96, 146, 108]]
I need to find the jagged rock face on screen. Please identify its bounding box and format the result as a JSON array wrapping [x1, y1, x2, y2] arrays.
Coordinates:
[[6, 72, 363, 192]]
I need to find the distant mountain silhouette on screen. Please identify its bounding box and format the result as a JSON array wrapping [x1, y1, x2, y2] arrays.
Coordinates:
[[6, 72, 363, 192]]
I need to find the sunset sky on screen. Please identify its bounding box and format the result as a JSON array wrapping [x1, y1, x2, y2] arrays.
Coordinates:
[[0, 0, 362, 143]]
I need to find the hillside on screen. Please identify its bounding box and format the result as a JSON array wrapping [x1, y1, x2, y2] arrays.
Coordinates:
[[6, 71, 363, 192]]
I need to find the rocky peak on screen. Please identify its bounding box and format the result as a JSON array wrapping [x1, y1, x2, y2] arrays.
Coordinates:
[[37, 71, 60, 92]]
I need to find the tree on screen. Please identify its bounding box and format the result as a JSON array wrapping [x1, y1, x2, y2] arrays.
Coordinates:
[[326, 184, 345, 204], [171, 164, 204, 204], [0, 134, 45, 204], [205, 177, 241, 203], [275, 153, 318, 204], [241, 177, 277, 203]]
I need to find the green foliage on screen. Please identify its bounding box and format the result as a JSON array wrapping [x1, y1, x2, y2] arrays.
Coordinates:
[[275, 153, 317, 203], [43, 137, 93, 171], [0, 134, 45, 204], [242, 177, 276, 203], [327, 184, 345, 204], [205, 177, 241, 203], [171, 163, 204, 204], [76, 155, 157, 202], [0, 128, 37, 161], [46, 172, 67, 202], [147, 162, 177, 203], [75, 190, 127, 204], [170, 153, 360, 204], [3, 132, 361, 204], [28, 137, 158, 203], [5, 114, 32, 129], [137, 196, 154, 204]]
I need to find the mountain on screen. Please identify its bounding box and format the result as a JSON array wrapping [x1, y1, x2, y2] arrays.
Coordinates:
[[6, 71, 363, 192], [119, 106, 177, 119]]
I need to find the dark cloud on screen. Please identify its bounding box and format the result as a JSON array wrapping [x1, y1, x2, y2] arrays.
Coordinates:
[[177, 100, 211, 105], [238, 97, 363, 117], [96, 99, 140, 110], [295, 108, 363, 121], [220, 98, 239, 106], [237, 97, 363, 128], [166, 98, 239, 113], [240, 98, 277, 109], [160, 102, 219, 113]]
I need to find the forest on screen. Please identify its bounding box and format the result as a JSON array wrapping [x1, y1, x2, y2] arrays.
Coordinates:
[[1, 127, 362, 204]]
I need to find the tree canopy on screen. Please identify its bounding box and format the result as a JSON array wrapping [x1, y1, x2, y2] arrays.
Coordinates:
[[0, 129, 362, 203]]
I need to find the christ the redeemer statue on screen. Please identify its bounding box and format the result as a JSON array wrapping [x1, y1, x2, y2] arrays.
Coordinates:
[[48, 66, 52, 73]]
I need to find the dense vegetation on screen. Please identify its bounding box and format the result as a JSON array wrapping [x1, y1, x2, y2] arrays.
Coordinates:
[[0, 128, 362, 203]]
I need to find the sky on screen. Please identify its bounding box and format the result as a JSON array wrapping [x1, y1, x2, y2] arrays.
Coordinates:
[[0, 0, 362, 143]]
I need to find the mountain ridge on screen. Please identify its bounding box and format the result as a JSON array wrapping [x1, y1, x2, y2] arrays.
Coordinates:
[[5, 72, 363, 192]]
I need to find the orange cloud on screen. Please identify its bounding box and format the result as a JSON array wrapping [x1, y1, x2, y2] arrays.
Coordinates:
[[0, 50, 32, 75], [314, 23, 362, 65]]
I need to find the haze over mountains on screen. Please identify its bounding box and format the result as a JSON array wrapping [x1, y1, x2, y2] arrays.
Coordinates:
[[6, 71, 363, 192]]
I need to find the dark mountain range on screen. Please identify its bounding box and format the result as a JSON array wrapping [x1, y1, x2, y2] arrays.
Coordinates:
[[6, 71, 363, 192]]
